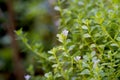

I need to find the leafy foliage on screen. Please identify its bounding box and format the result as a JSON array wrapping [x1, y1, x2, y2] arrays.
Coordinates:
[[16, 0, 120, 80]]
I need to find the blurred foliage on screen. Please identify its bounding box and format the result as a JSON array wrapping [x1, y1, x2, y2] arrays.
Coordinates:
[[0, 0, 57, 80]]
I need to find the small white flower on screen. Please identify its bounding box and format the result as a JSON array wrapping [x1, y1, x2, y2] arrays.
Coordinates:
[[24, 74, 31, 80], [62, 29, 69, 36], [54, 6, 61, 11], [74, 56, 81, 62]]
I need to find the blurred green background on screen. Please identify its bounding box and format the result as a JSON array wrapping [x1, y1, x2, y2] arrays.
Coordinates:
[[0, 0, 58, 80]]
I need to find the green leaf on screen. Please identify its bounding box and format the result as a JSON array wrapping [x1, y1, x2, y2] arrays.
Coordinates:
[[83, 34, 91, 38], [80, 69, 90, 75], [116, 37, 120, 41]]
